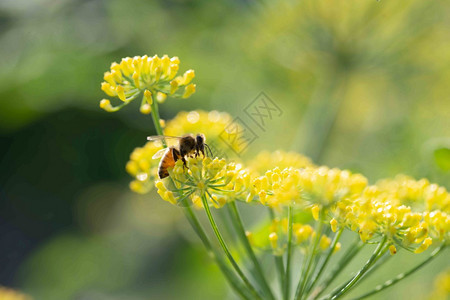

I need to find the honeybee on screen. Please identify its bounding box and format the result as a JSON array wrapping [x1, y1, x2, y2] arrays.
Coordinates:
[[148, 134, 212, 179]]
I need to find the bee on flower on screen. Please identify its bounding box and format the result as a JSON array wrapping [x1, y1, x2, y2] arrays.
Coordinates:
[[164, 110, 248, 157]]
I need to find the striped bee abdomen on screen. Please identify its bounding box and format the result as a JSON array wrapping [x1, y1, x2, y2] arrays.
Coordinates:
[[158, 147, 182, 179]]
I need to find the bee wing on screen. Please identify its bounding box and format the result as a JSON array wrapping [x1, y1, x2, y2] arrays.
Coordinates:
[[152, 148, 169, 159], [147, 135, 182, 141]]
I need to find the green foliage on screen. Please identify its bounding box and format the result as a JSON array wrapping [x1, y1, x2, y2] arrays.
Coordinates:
[[434, 148, 450, 172]]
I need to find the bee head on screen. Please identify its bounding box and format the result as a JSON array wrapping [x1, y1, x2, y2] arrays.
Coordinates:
[[196, 133, 205, 145]]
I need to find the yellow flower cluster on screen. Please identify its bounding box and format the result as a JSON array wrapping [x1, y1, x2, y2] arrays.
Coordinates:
[[351, 196, 430, 251], [335, 183, 450, 253], [247, 150, 315, 175], [155, 156, 252, 208], [126, 141, 164, 194], [122, 105, 449, 255], [295, 167, 368, 207], [253, 168, 303, 208], [266, 218, 340, 255], [332, 174, 450, 249], [253, 166, 367, 209], [0, 287, 31, 300], [164, 110, 247, 156], [424, 210, 450, 242], [376, 175, 450, 213], [129, 142, 448, 256], [100, 55, 196, 113], [251, 165, 449, 253]]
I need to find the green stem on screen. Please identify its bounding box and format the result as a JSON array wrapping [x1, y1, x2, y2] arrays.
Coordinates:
[[295, 218, 324, 300], [149, 94, 166, 146], [285, 206, 294, 300], [328, 237, 388, 300], [304, 228, 344, 297], [312, 238, 364, 299], [276, 255, 286, 299], [292, 75, 347, 163], [351, 247, 391, 289], [109, 99, 133, 111], [352, 244, 447, 300], [269, 208, 287, 299], [339, 244, 389, 297], [201, 194, 263, 300], [181, 201, 251, 299], [227, 201, 275, 300]]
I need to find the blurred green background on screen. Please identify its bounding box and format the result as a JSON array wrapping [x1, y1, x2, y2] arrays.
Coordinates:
[[1, 0, 449, 299]]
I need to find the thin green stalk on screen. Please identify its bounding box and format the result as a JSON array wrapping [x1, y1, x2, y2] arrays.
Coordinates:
[[275, 255, 286, 299], [218, 203, 238, 242], [327, 237, 388, 300], [295, 218, 324, 300], [201, 194, 263, 300], [227, 201, 275, 300], [149, 94, 166, 146], [292, 75, 348, 163], [350, 247, 391, 289], [304, 228, 344, 298], [268, 208, 287, 299], [181, 202, 251, 299], [352, 244, 447, 300], [312, 238, 364, 299], [285, 206, 294, 300], [335, 245, 389, 297]]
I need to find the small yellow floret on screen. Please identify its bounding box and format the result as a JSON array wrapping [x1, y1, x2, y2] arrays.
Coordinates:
[[319, 235, 331, 250], [99, 99, 113, 112], [312, 205, 320, 221], [140, 103, 152, 114], [183, 69, 195, 84], [246, 231, 254, 245], [144, 90, 153, 104], [296, 224, 314, 243], [414, 237, 432, 254], [183, 84, 196, 98], [156, 92, 167, 103], [116, 85, 126, 101], [129, 180, 149, 194], [333, 242, 341, 253], [330, 218, 338, 232], [101, 82, 115, 96], [192, 195, 203, 209], [389, 245, 397, 255], [269, 232, 278, 249]]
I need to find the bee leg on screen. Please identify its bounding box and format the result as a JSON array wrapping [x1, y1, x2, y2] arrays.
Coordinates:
[[172, 148, 185, 168], [204, 143, 213, 158]]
